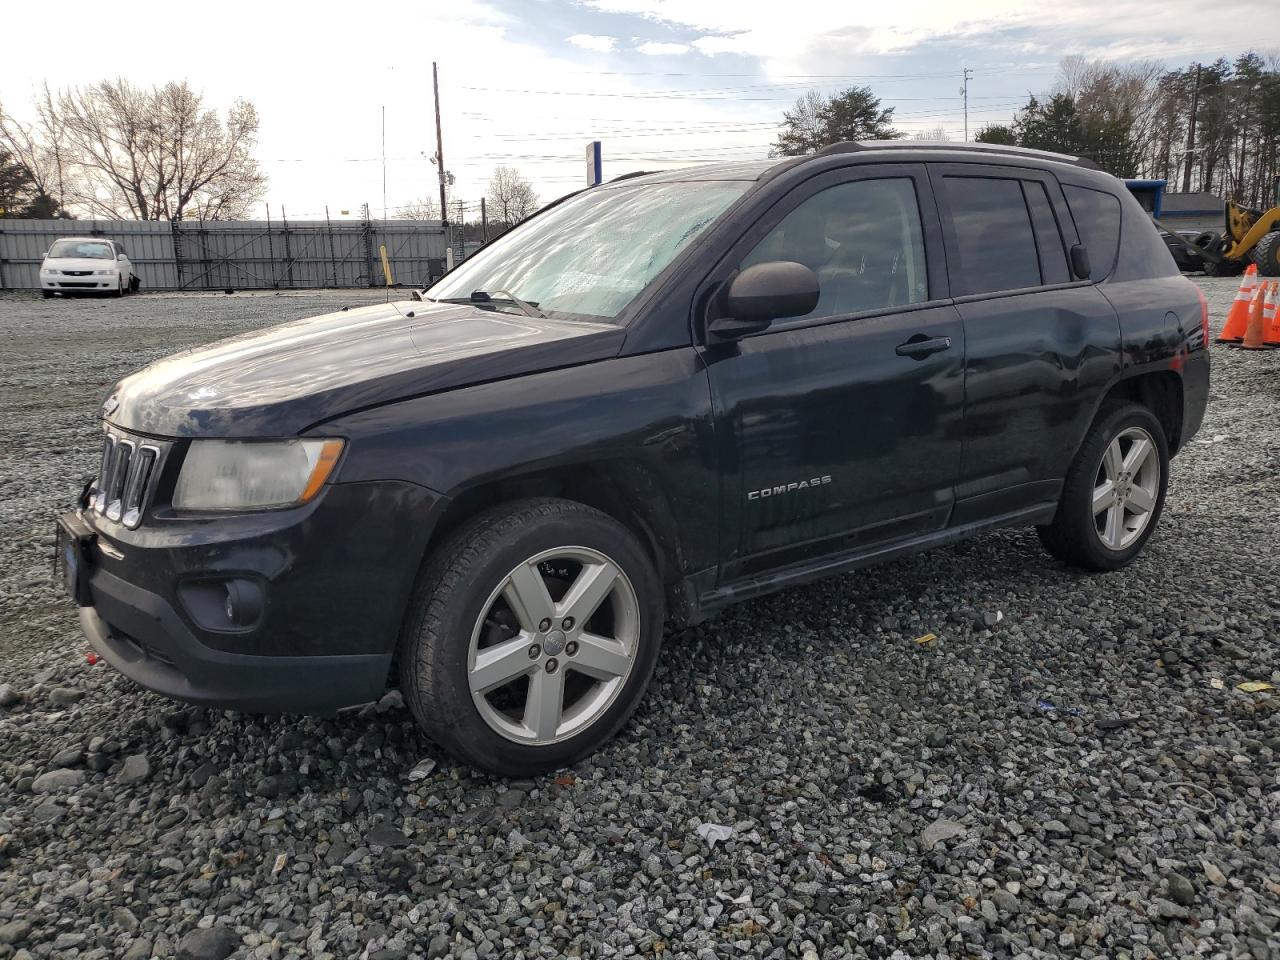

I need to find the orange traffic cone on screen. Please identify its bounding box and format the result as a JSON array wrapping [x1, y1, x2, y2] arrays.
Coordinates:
[[1217, 263, 1258, 342], [1237, 283, 1271, 349], [1265, 281, 1280, 346]]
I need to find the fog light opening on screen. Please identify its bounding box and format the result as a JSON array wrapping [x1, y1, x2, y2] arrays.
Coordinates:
[[222, 579, 264, 629]]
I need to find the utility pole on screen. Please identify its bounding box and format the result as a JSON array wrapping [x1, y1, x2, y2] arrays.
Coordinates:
[[480, 197, 488, 242], [433, 62, 448, 228], [381, 105, 387, 221], [962, 68, 973, 142], [1182, 63, 1201, 194]]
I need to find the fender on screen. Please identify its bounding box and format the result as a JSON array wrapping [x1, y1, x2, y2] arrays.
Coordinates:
[[323, 348, 720, 584]]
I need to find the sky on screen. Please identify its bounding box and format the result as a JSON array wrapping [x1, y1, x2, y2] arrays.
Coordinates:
[[2, 0, 1276, 221]]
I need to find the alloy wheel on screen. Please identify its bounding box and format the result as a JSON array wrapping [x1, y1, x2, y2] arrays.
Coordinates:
[[1092, 426, 1160, 551], [467, 546, 640, 745]]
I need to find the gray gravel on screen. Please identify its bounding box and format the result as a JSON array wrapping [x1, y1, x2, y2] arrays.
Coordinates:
[[1, 280, 1278, 959]]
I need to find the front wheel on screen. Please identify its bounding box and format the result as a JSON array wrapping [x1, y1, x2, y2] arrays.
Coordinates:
[[399, 498, 664, 776], [1037, 403, 1170, 571], [1252, 232, 1280, 277]]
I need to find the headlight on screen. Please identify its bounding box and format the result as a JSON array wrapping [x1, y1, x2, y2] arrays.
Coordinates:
[[172, 439, 345, 511], [42, 266, 58, 274], [95, 268, 116, 276]]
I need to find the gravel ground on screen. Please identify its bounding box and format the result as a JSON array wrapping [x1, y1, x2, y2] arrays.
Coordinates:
[[0, 280, 1277, 960]]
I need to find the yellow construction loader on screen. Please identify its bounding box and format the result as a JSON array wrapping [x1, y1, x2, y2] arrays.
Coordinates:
[[1204, 198, 1280, 276], [1129, 177, 1280, 277]]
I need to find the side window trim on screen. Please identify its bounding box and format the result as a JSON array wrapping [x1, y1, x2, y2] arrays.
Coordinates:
[[1016, 181, 1047, 285], [1021, 180, 1071, 286], [694, 162, 950, 341]]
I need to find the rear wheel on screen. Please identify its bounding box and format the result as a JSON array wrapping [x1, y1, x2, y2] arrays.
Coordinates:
[[1037, 403, 1169, 571], [399, 498, 664, 776], [1252, 231, 1280, 277]]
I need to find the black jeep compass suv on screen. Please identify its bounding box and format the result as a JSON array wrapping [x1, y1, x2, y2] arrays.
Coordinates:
[[57, 142, 1209, 775]]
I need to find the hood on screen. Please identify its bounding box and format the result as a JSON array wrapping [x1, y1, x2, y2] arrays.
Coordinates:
[[104, 300, 625, 438]]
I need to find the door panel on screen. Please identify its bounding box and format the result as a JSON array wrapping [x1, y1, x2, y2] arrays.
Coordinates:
[[950, 288, 1120, 518], [928, 163, 1122, 521], [708, 303, 965, 577], [697, 164, 965, 581]]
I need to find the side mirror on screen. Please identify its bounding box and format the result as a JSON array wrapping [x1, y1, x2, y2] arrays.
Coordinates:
[[709, 261, 820, 338], [1070, 243, 1091, 280], [117, 253, 127, 261]]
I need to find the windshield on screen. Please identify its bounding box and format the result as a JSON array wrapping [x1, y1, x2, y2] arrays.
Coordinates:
[[429, 180, 749, 320], [49, 240, 113, 260]]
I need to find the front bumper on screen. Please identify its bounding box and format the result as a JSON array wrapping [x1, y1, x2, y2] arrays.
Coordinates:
[[69, 477, 442, 713], [42, 276, 117, 291], [80, 568, 390, 712]]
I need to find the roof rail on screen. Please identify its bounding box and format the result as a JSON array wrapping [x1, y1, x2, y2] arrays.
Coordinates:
[[812, 140, 1101, 171], [608, 170, 654, 184]]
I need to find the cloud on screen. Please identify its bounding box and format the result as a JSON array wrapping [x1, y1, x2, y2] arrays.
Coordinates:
[[585, 0, 1276, 66], [634, 40, 691, 55], [566, 33, 617, 52], [690, 34, 748, 56]]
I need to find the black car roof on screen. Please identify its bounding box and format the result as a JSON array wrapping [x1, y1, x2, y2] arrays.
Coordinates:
[[603, 141, 1105, 188]]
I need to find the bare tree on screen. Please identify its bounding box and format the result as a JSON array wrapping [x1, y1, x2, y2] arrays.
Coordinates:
[[0, 85, 71, 213], [2, 79, 266, 220], [399, 197, 443, 220], [912, 126, 950, 141], [486, 166, 538, 231], [1055, 57, 1163, 176]]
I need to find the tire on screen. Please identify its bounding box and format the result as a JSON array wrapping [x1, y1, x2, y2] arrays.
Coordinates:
[[1202, 256, 1244, 278], [41, 290, 53, 299], [1037, 402, 1170, 572], [1252, 231, 1280, 277], [113, 277, 125, 297], [399, 498, 664, 776]]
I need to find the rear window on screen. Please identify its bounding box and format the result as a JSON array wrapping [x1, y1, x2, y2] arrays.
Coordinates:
[[1063, 185, 1121, 278], [943, 176, 1042, 295]]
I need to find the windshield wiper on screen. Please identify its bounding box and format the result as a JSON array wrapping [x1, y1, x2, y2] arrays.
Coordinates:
[[435, 289, 545, 319]]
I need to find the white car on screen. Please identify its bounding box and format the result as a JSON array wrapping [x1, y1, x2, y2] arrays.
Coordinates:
[[40, 237, 139, 298]]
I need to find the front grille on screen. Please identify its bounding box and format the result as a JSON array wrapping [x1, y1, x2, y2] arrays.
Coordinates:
[[90, 429, 169, 529], [61, 270, 93, 276], [58, 281, 98, 288]]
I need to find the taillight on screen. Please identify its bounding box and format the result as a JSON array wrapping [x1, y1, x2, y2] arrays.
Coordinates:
[[1193, 285, 1210, 348]]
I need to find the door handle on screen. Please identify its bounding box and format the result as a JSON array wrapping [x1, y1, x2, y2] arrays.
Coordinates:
[[895, 335, 952, 359]]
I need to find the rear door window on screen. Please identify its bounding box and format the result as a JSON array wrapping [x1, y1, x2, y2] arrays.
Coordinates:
[[1063, 185, 1122, 279], [942, 176, 1042, 295]]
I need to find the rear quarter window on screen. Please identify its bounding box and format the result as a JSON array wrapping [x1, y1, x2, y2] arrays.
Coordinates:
[[1063, 185, 1121, 279]]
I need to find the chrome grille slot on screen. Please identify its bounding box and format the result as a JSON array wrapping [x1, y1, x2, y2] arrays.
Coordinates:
[[104, 440, 134, 522], [121, 446, 158, 528], [92, 434, 116, 512], [91, 429, 169, 529]]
